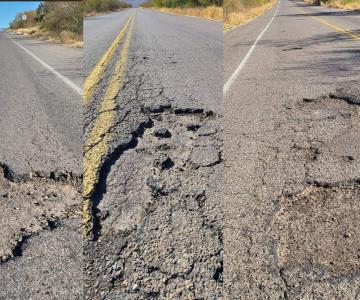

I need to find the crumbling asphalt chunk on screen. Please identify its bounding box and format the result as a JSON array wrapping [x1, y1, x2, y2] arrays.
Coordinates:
[[153, 127, 172, 138], [146, 175, 166, 197], [153, 152, 174, 170], [330, 87, 360, 105], [186, 122, 200, 131], [188, 146, 221, 168], [197, 120, 219, 136]]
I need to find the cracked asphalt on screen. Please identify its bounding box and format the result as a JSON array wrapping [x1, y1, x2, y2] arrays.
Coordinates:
[[225, 0, 360, 298], [83, 8, 223, 299], [0, 31, 82, 298], [1, 2, 358, 298]]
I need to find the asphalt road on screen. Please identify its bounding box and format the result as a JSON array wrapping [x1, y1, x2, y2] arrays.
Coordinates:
[[84, 8, 223, 299], [225, 0, 360, 298], [0, 31, 82, 176], [0, 31, 82, 299], [85, 8, 223, 114]]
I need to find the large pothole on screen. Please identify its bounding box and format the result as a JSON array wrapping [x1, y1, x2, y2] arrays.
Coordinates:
[[0, 165, 81, 261], [269, 183, 360, 276]]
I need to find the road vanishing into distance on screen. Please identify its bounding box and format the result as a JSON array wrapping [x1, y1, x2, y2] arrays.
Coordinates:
[[0, 31, 82, 299], [225, 0, 360, 298], [83, 8, 223, 299]]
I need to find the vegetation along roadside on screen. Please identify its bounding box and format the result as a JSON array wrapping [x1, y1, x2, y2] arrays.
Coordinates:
[[224, 0, 277, 31], [84, 0, 132, 17], [304, 0, 360, 10], [8, 2, 83, 47], [141, 0, 223, 20]]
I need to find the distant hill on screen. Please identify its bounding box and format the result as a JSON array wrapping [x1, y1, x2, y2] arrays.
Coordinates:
[[124, 0, 147, 7]]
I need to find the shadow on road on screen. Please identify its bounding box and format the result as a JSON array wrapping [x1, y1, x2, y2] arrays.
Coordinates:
[[273, 30, 360, 85], [263, 29, 360, 47], [279, 10, 360, 17], [231, 28, 360, 50], [234, 29, 360, 85]]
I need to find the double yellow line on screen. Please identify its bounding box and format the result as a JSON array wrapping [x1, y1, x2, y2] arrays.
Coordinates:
[[296, 7, 360, 42], [83, 15, 134, 104], [83, 15, 135, 237]]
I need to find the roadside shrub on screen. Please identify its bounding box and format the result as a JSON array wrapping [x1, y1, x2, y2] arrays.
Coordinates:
[[8, 2, 83, 44], [41, 2, 83, 34], [9, 10, 36, 29]]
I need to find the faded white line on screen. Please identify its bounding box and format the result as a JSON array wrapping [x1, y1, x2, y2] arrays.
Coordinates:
[[9, 36, 82, 95], [223, 0, 281, 95]]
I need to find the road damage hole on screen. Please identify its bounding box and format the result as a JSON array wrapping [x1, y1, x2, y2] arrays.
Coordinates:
[[84, 97, 223, 298], [0, 165, 81, 262], [269, 184, 360, 276]]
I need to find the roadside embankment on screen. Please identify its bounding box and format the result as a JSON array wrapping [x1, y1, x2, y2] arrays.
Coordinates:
[[304, 0, 360, 10], [140, 0, 222, 20], [150, 6, 223, 20], [8, 2, 82, 47], [224, 0, 276, 30]]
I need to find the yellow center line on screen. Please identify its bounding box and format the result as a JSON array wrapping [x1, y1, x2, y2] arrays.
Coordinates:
[[83, 15, 133, 105], [296, 7, 360, 41], [83, 16, 135, 237]]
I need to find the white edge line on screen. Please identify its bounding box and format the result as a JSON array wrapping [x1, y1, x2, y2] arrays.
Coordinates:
[[9, 35, 82, 95], [223, 0, 281, 95]]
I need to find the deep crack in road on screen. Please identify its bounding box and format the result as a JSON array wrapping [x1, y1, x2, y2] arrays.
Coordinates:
[[83, 8, 223, 299]]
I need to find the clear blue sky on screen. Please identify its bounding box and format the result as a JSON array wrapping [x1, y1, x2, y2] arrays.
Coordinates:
[[0, 2, 41, 29]]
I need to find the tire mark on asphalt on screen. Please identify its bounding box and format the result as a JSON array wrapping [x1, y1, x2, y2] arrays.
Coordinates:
[[83, 15, 134, 105], [83, 16, 135, 238]]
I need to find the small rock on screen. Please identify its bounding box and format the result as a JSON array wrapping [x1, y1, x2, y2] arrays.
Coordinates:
[[153, 153, 174, 170], [146, 176, 165, 196], [174, 107, 203, 114], [188, 146, 220, 168], [153, 128, 171, 138], [186, 123, 200, 131]]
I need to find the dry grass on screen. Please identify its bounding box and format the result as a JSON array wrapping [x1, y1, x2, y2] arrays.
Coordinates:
[[9, 26, 83, 48], [323, 0, 360, 9], [153, 6, 223, 20], [224, 0, 276, 30], [303, 0, 360, 9]]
